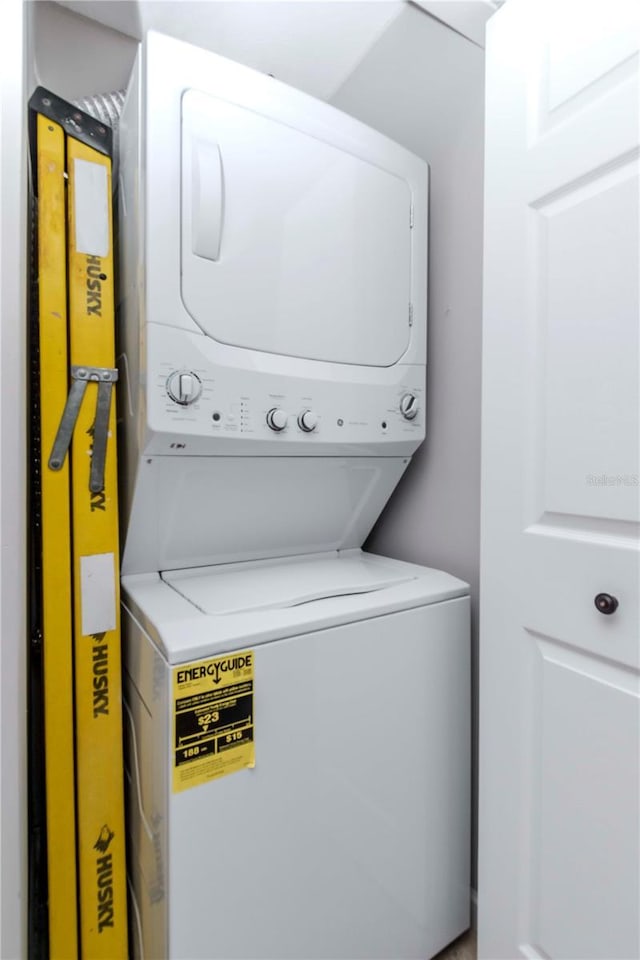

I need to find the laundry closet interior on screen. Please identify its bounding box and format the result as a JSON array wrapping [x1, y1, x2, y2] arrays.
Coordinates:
[[25, 3, 484, 957], [5, 1, 637, 959]]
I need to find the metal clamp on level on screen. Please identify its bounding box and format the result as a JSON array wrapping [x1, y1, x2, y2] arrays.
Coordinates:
[[49, 365, 119, 493]]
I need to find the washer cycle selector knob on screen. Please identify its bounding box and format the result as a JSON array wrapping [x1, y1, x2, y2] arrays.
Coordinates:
[[400, 393, 418, 420], [266, 408, 289, 432], [166, 371, 202, 406], [298, 410, 318, 433]]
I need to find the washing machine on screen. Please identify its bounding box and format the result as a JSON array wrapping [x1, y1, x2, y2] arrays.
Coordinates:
[[118, 31, 470, 960], [123, 551, 470, 959]]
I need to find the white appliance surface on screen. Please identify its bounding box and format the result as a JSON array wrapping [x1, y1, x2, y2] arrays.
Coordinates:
[[134, 30, 427, 362], [123, 553, 471, 960], [122, 549, 469, 663], [163, 549, 419, 614], [119, 30, 428, 462], [182, 88, 412, 368], [118, 31, 429, 574], [121, 456, 410, 577]]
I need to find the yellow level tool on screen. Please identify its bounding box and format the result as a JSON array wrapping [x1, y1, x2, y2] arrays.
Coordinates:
[[30, 88, 128, 959], [33, 108, 78, 960]]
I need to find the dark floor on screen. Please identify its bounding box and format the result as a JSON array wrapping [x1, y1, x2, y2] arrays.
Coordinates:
[[433, 928, 477, 960]]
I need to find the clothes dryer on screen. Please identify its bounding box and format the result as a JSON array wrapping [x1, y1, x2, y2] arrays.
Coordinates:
[[118, 31, 428, 577]]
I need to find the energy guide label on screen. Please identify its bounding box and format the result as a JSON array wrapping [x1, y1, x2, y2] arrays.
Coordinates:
[[173, 649, 255, 793]]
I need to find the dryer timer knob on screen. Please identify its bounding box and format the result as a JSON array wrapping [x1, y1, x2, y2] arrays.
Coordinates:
[[400, 393, 418, 420], [266, 408, 289, 432], [167, 371, 202, 406]]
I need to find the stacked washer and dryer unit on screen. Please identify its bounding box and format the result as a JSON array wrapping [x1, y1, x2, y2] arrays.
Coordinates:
[[119, 32, 470, 960]]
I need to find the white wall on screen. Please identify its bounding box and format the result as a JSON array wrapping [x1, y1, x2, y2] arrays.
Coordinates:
[[332, 3, 485, 888], [1, 0, 28, 954], [57, 0, 403, 102], [32, 0, 138, 99]]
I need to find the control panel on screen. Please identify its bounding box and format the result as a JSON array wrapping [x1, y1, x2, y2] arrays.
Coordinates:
[[158, 368, 422, 438], [142, 329, 425, 457], [164, 371, 420, 430]]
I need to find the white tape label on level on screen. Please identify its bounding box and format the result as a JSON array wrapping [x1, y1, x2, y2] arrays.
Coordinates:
[[74, 158, 109, 257], [80, 553, 116, 636]]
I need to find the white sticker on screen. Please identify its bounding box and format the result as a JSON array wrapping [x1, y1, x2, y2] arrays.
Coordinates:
[[80, 553, 116, 636], [74, 158, 109, 257]]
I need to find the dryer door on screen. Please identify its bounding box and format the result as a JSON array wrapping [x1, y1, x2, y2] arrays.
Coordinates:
[[181, 89, 412, 367]]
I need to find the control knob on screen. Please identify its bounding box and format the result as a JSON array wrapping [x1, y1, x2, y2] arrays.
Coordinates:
[[298, 410, 318, 433], [400, 393, 418, 420], [166, 371, 202, 406], [266, 408, 289, 432]]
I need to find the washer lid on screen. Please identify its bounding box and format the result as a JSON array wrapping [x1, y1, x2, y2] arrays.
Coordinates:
[[162, 551, 416, 615], [122, 550, 470, 663], [181, 89, 412, 367]]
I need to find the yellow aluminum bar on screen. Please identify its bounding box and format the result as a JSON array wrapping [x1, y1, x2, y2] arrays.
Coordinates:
[[36, 111, 79, 960], [66, 134, 128, 959]]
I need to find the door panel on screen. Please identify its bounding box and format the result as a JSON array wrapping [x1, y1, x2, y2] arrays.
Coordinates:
[[479, 1, 640, 957], [181, 89, 412, 367], [521, 532, 639, 672], [536, 165, 639, 523], [545, 0, 639, 111], [531, 642, 639, 960]]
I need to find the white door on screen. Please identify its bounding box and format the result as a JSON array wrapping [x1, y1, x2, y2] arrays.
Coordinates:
[[479, 1, 640, 958]]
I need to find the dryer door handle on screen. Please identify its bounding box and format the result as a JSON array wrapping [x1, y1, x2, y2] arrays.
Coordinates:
[[187, 135, 224, 261]]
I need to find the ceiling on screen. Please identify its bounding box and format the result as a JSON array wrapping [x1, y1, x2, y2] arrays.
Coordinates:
[[56, 1, 406, 101]]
